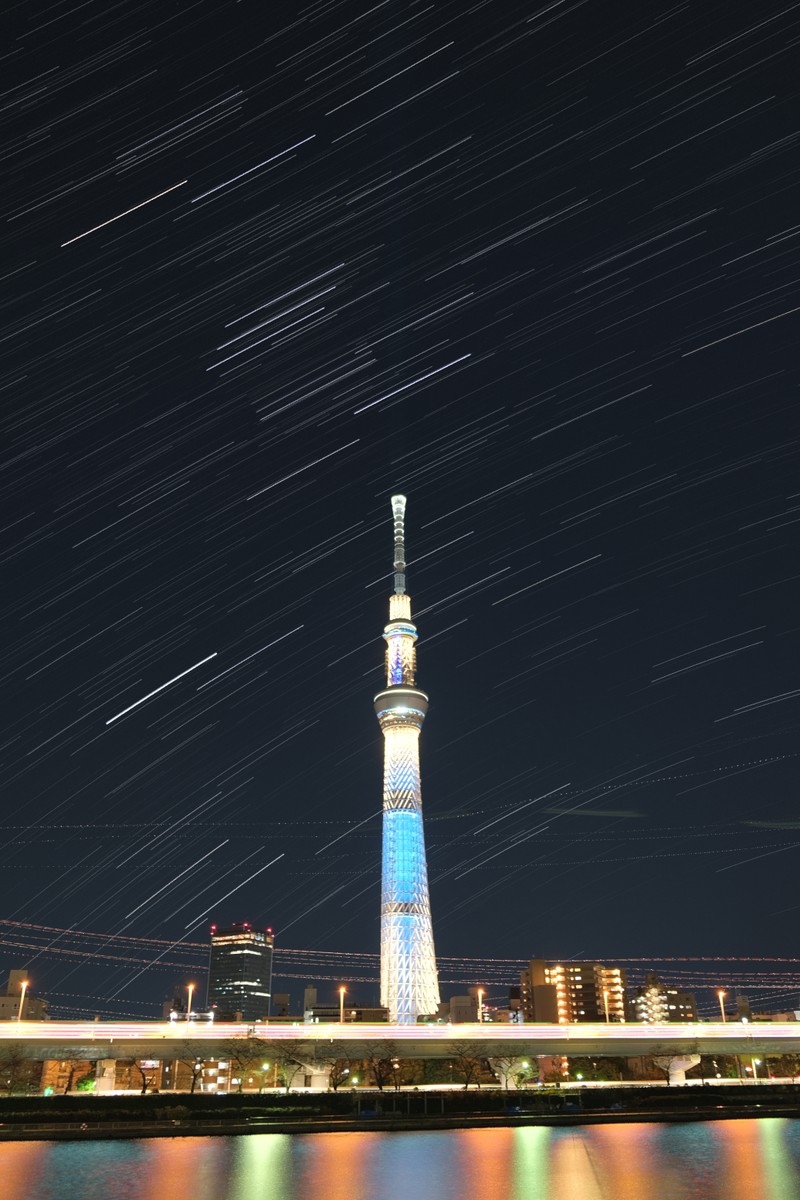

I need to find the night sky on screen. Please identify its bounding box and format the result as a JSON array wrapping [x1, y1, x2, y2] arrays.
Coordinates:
[[2, 0, 799, 1021]]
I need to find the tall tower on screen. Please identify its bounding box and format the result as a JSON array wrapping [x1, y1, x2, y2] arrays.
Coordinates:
[[375, 494, 440, 1024]]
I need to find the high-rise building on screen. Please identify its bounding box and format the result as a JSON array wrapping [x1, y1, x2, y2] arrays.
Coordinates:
[[207, 922, 274, 1022], [0, 969, 48, 1021], [375, 495, 439, 1024], [519, 958, 559, 1022], [631, 972, 697, 1023], [520, 959, 627, 1023]]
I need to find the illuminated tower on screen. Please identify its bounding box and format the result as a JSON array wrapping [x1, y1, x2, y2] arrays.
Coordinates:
[[375, 494, 440, 1024]]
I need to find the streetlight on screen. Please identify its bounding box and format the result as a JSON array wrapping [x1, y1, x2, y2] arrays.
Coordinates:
[[187, 982, 195, 1022], [752, 1058, 761, 1083], [339, 986, 346, 1024], [17, 980, 29, 1022], [717, 990, 727, 1023], [477, 988, 484, 1023], [603, 989, 610, 1024]]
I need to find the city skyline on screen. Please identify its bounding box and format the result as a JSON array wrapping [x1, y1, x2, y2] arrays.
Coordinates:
[[1, 0, 798, 1019]]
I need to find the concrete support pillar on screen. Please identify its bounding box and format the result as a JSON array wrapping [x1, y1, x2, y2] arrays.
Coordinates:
[[94, 1059, 117, 1093], [653, 1054, 700, 1085], [487, 1058, 526, 1090], [298, 1062, 330, 1090]]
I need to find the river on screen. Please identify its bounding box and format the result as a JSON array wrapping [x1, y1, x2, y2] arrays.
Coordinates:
[[3, 1120, 799, 1200]]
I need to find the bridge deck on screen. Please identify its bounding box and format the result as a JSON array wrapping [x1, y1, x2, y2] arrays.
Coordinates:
[[2, 1021, 798, 1060]]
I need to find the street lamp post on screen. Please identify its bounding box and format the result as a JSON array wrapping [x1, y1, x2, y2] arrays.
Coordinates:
[[717, 990, 727, 1023], [17, 980, 29, 1022], [339, 986, 346, 1025], [752, 1057, 761, 1083], [603, 989, 610, 1024], [187, 983, 195, 1023], [477, 988, 484, 1023]]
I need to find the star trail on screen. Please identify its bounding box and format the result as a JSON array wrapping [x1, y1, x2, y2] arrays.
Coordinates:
[[1, 0, 798, 1016]]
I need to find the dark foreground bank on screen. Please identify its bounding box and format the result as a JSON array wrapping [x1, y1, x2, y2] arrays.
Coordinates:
[[1, 1085, 799, 1141]]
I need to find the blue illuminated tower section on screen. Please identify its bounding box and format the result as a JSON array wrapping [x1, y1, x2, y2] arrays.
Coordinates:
[[375, 494, 440, 1024]]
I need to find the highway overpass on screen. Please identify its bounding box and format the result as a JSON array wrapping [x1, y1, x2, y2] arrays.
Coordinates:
[[1, 1020, 798, 1063]]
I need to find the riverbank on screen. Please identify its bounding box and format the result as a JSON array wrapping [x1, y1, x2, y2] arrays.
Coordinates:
[[1, 1085, 798, 1141], [4, 1105, 800, 1141]]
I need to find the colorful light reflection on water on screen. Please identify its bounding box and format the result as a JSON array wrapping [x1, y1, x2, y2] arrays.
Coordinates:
[[3, 1119, 800, 1200]]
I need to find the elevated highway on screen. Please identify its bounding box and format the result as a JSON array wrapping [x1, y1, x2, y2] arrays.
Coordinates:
[[2, 1020, 798, 1063]]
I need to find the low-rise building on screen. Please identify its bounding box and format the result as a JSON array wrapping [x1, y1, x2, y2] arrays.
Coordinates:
[[308, 1004, 389, 1023]]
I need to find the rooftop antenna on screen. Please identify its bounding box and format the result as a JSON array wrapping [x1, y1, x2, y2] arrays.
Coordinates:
[[391, 494, 407, 594]]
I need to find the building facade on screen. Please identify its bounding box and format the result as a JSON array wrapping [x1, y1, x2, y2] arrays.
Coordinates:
[[630, 972, 698, 1023], [206, 923, 274, 1022], [0, 970, 48, 1021], [300, 983, 388, 1023], [520, 959, 628, 1023], [376, 495, 439, 1024], [309, 1005, 389, 1023]]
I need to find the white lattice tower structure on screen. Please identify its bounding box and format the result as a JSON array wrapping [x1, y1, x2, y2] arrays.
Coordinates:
[[374, 494, 440, 1024]]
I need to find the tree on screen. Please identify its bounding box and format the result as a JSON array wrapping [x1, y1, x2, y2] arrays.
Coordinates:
[[269, 1040, 308, 1092], [697, 1054, 741, 1081], [567, 1056, 624, 1083], [186, 1060, 204, 1094], [124, 1059, 158, 1095], [170, 1044, 206, 1093], [409, 1057, 450, 1086], [0, 1043, 38, 1095], [362, 1041, 399, 1091], [489, 1055, 529, 1090], [113, 1060, 157, 1099], [223, 1037, 273, 1093], [449, 1043, 485, 1090], [62, 1060, 93, 1095], [221, 1036, 310, 1093], [310, 1052, 354, 1092], [390, 1057, 409, 1090], [769, 1054, 800, 1080]]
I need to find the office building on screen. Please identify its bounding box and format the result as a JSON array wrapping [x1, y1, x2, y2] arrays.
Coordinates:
[[207, 922, 274, 1022]]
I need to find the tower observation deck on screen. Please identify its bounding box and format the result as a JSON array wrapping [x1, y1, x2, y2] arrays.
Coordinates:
[[375, 494, 440, 1024]]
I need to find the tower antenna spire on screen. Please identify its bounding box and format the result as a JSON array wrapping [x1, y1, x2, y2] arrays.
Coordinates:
[[391, 493, 407, 594], [375, 492, 439, 1024]]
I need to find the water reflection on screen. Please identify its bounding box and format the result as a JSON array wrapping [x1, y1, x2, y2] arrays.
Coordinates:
[[228, 1134, 293, 1200], [0, 1142, 48, 1200], [760, 1119, 800, 1200], [5, 1119, 800, 1200], [511, 1125, 551, 1199], [554, 1124, 663, 1200]]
